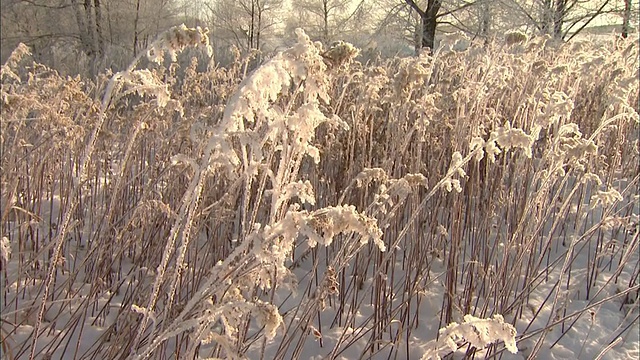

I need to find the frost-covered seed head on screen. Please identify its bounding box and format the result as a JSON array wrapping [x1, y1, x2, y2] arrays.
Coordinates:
[[504, 31, 528, 46]]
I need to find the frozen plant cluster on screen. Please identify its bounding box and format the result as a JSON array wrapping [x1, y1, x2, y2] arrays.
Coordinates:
[[122, 28, 387, 360], [1, 24, 638, 360], [420, 314, 518, 360]]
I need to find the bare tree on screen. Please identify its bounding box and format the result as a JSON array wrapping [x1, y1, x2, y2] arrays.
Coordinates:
[[404, 0, 442, 50], [70, 0, 104, 57], [1, 0, 182, 73], [284, 0, 370, 44], [403, 1, 486, 50], [1, 0, 77, 62], [207, 0, 282, 52], [437, 0, 499, 41], [506, 0, 618, 40]]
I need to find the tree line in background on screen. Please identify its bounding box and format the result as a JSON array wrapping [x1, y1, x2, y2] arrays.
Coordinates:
[[1, 0, 637, 75]]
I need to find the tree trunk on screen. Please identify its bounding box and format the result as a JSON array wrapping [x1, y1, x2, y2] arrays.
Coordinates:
[[541, 0, 553, 34], [133, 0, 141, 57], [257, 3, 262, 50], [249, 0, 255, 49], [421, 0, 441, 51], [84, 0, 97, 54], [479, 1, 491, 43], [105, 0, 113, 45], [553, 0, 566, 39], [323, 0, 329, 43], [93, 0, 104, 56], [622, 0, 632, 38], [71, 0, 92, 55]]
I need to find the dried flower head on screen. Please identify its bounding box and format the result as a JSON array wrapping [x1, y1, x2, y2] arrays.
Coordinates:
[[253, 300, 283, 340], [591, 187, 623, 209], [1, 236, 11, 263], [1, 43, 31, 82], [147, 24, 213, 64], [420, 314, 517, 360], [505, 31, 528, 46], [322, 41, 360, 68]]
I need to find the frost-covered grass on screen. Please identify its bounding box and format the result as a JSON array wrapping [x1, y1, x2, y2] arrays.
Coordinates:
[[1, 27, 638, 360]]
